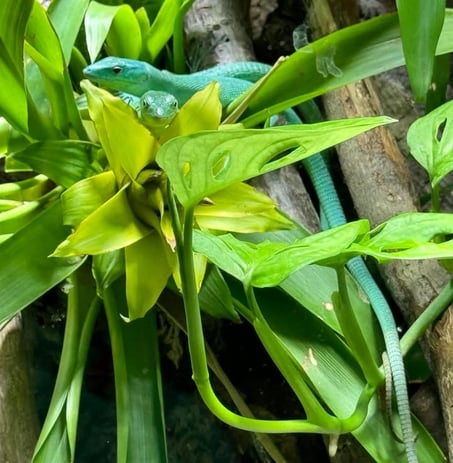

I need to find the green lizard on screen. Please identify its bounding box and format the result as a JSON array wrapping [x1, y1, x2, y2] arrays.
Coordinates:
[[83, 57, 418, 463], [121, 90, 179, 134], [78, 89, 178, 134]]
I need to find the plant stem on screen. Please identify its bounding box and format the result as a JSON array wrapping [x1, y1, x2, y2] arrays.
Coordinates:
[[431, 183, 441, 212], [244, 283, 374, 431], [167, 187, 365, 433], [335, 265, 383, 386], [104, 284, 130, 463], [172, 0, 195, 73], [400, 278, 453, 356]]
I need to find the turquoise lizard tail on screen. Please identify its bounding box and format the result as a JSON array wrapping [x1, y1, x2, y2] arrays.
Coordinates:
[[303, 144, 417, 463]]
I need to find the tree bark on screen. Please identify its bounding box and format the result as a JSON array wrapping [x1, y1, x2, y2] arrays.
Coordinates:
[[305, 0, 453, 457], [0, 314, 39, 463]]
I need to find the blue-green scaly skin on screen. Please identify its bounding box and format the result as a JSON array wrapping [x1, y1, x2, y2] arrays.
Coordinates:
[[83, 57, 254, 106], [83, 57, 417, 463]]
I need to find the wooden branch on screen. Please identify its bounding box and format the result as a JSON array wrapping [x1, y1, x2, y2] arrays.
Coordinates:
[[0, 314, 39, 463], [305, 0, 453, 457]]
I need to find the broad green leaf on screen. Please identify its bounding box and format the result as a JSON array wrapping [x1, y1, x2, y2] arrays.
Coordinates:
[[192, 231, 287, 283], [365, 212, 453, 250], [33, 268, 99, 463], [53, 185, 151, 257], [0, 117, 29, 156], [157, 117, 393, 208], [0, 200, 85, 325], [82, 80, 158, 183], [7, 140, 103, 188], [251, 302, 360, 428], [122, 310, 167, 462], [194, 182, 293, 232], [0, 0, 32, 70], [193, 221, 369, 287], [249, 220, 368, 286], [396, 0, 445, 102], [239, 11, 453, 127], [92, 250, 125, 296], [194, 213, 453, 289], [104, 282, 167, 463], [48, 0, 91, 64], [25, 2, 86, 139], [171, 0, 196, 73], [26, 2, 65, 78], [60, 171, 117, 226], [198, 266, 240, 322], [0, 0, 32, 133], [106, 5, 142, 59], [125, 232, 175, 320], [85, 1, 127, 62], [135, 7, 151, 41], [0, 196, 49, 235], [353, 212, 453, 261], [254, 288, 444, 462], [407, 99, 453, 188], [0, 174, 51, 202], [143, 0, 179, 61], [85, 2, 141, 62]]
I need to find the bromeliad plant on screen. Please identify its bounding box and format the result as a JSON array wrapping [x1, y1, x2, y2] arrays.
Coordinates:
[[1, 0, 453, 462], [49, 81, 297, 319]]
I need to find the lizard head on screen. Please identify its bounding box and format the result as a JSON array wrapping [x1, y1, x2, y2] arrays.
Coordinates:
[[138, 90, 178, 130], [83, 57, 151, 95]]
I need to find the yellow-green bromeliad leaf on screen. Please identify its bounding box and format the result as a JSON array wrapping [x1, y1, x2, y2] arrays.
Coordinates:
[[60, 171, 117, 226], [81, 80, 159, 184], [125, 231, 175, 320], [160, 82, 222, 142], [52, 184, 150, 256], [195, 182, 292, 232]]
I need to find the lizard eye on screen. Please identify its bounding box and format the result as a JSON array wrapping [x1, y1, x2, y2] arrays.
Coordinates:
[[112, 65, 122, 74]]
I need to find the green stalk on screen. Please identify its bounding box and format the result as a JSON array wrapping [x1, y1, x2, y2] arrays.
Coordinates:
[[244, 283, 374, 432], [167, 186, 370, 433], [32, 271, 82, 461], [335, 266, 383, 386], [32, 265, 98, 462], [400, 278, 453, 356], [431, 182, 441, 212], [172, 0, 196, 74], [66, 295, 102, 455], [104, 284, 130, 463]]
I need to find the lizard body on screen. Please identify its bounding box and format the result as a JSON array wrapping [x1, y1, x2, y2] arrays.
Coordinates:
[[83, 57, 417, 463]]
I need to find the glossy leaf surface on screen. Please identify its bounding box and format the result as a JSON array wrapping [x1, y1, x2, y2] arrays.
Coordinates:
[[396, 0, 445, 101], [157, 117, 393, 208], [407, 99, 453, 188], [0, 201, 85, 325]]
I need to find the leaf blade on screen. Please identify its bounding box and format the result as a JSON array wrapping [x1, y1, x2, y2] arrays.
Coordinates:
[[157, 117, 394, 208]]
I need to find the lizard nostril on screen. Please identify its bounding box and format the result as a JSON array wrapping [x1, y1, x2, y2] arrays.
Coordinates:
[[112, 66, 122, 74]]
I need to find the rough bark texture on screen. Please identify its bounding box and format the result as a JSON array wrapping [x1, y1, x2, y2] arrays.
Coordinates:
[[0, 314, 39, 462], [184, 0, 255, 68], [185, 0, 320, 232], [306, 0, 453, 458]]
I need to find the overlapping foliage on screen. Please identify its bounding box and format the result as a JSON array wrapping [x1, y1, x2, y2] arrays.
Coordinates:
[[0, 1, 452, 462]]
